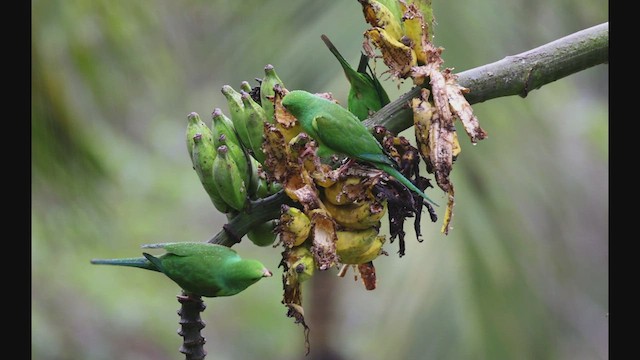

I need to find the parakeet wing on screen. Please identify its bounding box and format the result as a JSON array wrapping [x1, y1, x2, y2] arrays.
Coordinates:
[[159, 242, 239, 259], [311, 114, 393, 166]]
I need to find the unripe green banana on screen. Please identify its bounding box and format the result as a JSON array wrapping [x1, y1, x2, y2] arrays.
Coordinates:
[[248, 155, 263, 199], [212, 145, 248, 212], [260, 64, 285, 124], [186, 112, 213, 159], [191, 132, 231, 214], [335, 228, 386, 264], [279, 205, 312, 247], [221, 85, 251, 150], [323, 199, 387, 230], [247, 220, 278, 247], [288, 245, 315, 283], [241, 90, 268, 164], [211, 108, 250, 186], [240, 80, 253, 94]]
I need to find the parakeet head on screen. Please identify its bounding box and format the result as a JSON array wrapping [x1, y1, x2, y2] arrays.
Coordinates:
[[281, 90, 316, 117], [217, 259, 273, 297]]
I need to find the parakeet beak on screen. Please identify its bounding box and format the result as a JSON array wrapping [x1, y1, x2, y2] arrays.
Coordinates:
[[262, 268, 273, 277]]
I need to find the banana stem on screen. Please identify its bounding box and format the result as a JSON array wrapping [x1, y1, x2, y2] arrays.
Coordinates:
[[208, 190, 296, 246]]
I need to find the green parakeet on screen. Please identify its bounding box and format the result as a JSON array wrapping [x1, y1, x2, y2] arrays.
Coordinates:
[[321, 34, 390, 121], [91, 242, 272, 297], [281, 90, 438, 207]]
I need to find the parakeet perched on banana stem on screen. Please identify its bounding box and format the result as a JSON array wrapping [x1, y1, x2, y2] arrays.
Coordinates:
[[281, 90, 439, 207], [91, 242, 272, 298], [321, 34, 390, 120]]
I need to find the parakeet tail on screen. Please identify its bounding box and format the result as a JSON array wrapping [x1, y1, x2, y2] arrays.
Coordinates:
[[90, 257, 161, 272], [378, 163, 439, 207]]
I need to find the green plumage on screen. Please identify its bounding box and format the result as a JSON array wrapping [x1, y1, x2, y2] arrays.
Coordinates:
[[91, 242, 272, 297], [281, 90, 438, 207], [321, 34, 390, 121]]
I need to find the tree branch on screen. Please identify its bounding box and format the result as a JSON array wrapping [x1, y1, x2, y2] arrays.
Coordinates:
[[209, 22, 608, 245], [363, 22, 609, 134]]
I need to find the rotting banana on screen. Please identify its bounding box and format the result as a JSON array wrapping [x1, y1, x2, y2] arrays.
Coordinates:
[[365, 27, 417, 78], [212, 145, 248, 212], [191, 131, 230, 214], [241, 91, 269, 164], [247, 220, 278, 247], [279, 205, 312, 247], [287, 245, 315, 283], [322, 199, 387, 230], [377, 0, 404, 24], [308, 208, 339, 271], [400, 0, 428, 65], [335, 228, 386, 264], [322, 176, 364, 205], [405, 0, 435, 38], [359, 0, 405, 41], [260, 64, 285, 124]]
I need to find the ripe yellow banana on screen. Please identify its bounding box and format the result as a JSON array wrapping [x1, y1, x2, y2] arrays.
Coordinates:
[[279, 205, 312, 247], [322, 199, 387, 230], [335, 228, 386, 264]]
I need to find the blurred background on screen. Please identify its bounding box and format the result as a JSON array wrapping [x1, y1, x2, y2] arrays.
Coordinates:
[[32, 1, 608, 359]]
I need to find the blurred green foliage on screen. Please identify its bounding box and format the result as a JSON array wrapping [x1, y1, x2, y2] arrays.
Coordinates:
[[32, 1, 608, 359]]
